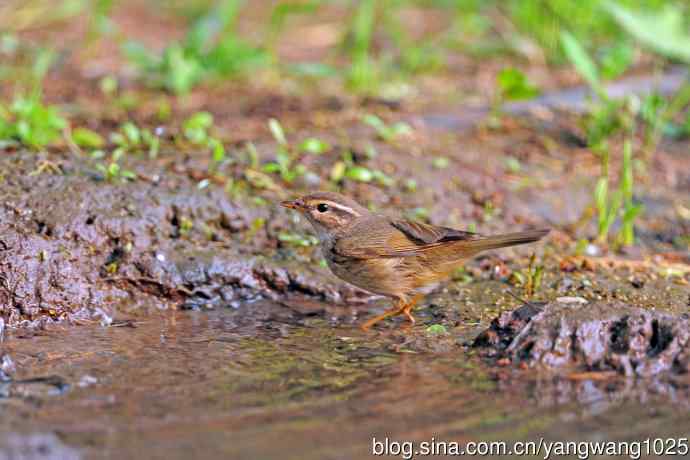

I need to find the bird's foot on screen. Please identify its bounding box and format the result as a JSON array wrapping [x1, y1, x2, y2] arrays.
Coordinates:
[[360, 307, 401, 331], [360, 296, 421, 331]]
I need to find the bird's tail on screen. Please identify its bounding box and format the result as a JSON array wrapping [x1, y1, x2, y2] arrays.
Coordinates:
[[466, 229, 550, 252]]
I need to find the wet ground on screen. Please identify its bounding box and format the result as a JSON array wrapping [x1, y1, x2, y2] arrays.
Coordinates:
[[2, 2, 690, 457], [3, 302, 690, 460], [1, 85, 689, 457]]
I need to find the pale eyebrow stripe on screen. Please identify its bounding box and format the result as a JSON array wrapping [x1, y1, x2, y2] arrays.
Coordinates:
[[319, 200, 361, 216]]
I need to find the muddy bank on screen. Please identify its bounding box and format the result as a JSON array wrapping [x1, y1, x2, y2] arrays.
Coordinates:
[[1, 144, 689, 333], [474, 299, 690, 377], [0, 153, 368, 329]]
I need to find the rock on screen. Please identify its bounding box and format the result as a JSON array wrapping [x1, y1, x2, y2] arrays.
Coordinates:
[[473, 300, 690, 377]]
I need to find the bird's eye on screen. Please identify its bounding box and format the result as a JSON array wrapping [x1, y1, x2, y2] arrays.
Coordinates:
[[316, 203, 329, 213]]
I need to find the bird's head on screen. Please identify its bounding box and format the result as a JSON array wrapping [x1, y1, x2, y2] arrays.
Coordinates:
[[281, 192, 369, 240]]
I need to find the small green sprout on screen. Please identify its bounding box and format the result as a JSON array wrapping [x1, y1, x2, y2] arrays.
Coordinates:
[[96, 161, 136, 183], [426, 324, 448, 335], [182, 112, 225, 163], [329, 149, 392, 187], [432, 157, 450, 169], [278, 232, 318, 247], [504, 156, 521, 173], [496, 68, 539, 101], [330, 161, 346, 182], [183, 112, 213, 143], [122, 1, 268, 94], [344, 166, 373, 182], [0, 95, 66, 149], [345, 0, 378, 92], [362, 114, 412, 142], [524, 253, 544, 299], [299, 137, 330, 155], [245, 142, 260, 168], [618, 139, 644, 246], [263, 119, 305, 183], [268, 118, 287, 146], [99, 75, 118, 96], [262, 150, 305, 183], [179, 217, 194, 236], [72, 127, 105, 149], [110, 122, 160, 158]]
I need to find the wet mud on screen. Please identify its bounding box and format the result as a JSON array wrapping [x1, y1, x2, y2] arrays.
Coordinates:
[[474, 300, 690, 377], [0, 153, 368, 329]]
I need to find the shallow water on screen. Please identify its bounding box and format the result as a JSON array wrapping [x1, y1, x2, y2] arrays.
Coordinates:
[[1, 301, 689, 459]]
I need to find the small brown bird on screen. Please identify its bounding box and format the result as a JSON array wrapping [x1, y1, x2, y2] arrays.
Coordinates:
[[282, 192, 549, 330]]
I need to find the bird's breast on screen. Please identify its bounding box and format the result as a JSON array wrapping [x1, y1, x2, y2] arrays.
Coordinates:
[[324, 251, 407, 298]]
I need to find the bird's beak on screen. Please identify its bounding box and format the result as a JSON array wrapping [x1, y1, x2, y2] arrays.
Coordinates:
[[281, 199, 302, 210]]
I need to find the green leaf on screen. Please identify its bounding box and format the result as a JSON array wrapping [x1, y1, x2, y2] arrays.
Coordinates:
[[268, 118, 287, 146], [121, 122, 141, 146], [210, 138, 225, 162], [497, 68, 539, 101], [185, 0, 243, 54], [432, 157, 450, 169], [99, 75, 118, 95], [362, 113, 386, 131], [121, 169, 137, 180], [330, 161, 346, 182], [278, 232, 318, 247], [1, 95, 66, 149], [184, 111, 214, 130], [606, 3, 690, 63], [72, 127, 105, 148], [148, 135, 160, 159], [299, 137, 330, 154], [372, 170, 394, 187], [599, 43, 633, 80], [183, 111, 214, 144], [161, 44, 203, 94], [560, 31, 601, 94], [345, 166, 374, 182], [31, 48, 57, 84], [203, 37, 269, 76], [595, 177, 608, 216], [362, 114, 412, 141], [425, 324, 447, 335]]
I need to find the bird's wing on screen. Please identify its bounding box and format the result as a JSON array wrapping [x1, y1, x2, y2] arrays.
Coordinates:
[[333, 218, 479, 259], [391, 220, 479, 245]]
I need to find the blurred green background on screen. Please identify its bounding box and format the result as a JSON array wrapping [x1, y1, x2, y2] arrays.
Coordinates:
[[2, 0, 689, 94]]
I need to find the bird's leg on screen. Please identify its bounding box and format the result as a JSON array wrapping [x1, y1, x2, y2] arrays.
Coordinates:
[[360, 298, 407, 331], [360, 295, 422, 331], [401, 294, 422, 326]]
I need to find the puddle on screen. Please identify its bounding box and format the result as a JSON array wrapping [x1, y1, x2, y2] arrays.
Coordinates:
[[1, 302, 689, 459]]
